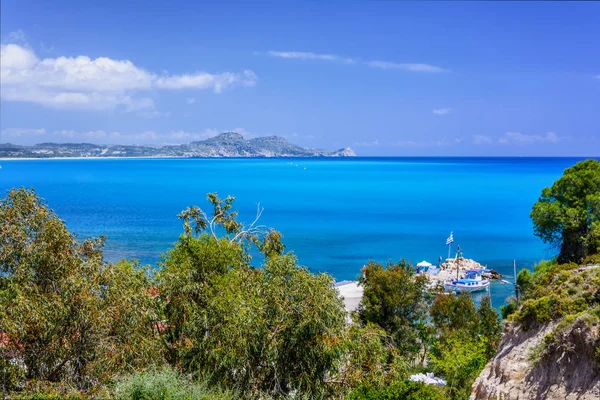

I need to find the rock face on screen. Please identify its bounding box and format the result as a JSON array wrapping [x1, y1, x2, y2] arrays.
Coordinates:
[[471, 319, 600, 400], [441, 257, 485, 271], [0, 132, 357, 158], [438, 258, 501, 280]]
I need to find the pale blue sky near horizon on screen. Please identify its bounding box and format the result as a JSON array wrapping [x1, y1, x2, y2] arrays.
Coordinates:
[[1, 0, 599, 156]]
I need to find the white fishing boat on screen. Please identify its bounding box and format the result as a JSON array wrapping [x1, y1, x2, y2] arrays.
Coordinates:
[[444, 268, 490, 293]]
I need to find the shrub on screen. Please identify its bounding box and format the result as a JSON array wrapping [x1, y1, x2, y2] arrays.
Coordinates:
[[500, 298, 518, 319], [113, 367, 234, 400], [515, 295, 561, 329], [347, 379, 446, 400]]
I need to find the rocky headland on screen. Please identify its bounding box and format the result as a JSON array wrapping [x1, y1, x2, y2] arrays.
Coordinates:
[[0, 132, 356, 159]]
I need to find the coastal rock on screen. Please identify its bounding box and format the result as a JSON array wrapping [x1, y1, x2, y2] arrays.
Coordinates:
[[438, 258, 501, 279], [330, 147, 357, 157], [487, 269, 502, 280], [441, 257, 483, 270], [471, 318, 600, 400]]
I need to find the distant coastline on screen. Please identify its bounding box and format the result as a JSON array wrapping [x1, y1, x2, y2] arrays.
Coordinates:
[[0, 132, 356, 159]]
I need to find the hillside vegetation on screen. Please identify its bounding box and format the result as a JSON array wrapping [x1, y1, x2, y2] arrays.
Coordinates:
[[1, 188, 500, 399]]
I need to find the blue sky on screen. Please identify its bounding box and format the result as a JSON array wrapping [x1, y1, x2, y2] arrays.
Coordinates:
[[1, 1, 599, 156]]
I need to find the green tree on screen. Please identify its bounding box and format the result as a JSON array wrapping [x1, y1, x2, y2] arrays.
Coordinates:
[[429, 333, 488, 400], [158, 193, 346, 397], [517, 268, 533, 294], [335, 322, 406, 389], [430, 292, 479, 336], [477, 296, 503, 358], [0, 188, 162, 393], [530, 159, 600, 263], [358, 260, 430, 360]]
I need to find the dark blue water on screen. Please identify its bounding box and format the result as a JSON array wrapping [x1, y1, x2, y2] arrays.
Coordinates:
[[1, 157, 591, 307]]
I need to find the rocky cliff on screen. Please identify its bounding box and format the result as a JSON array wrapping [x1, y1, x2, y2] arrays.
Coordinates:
[[471, 319, 599, 399], [471, 265, 600, 400]]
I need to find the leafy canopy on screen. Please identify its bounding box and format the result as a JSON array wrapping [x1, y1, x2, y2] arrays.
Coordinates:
[[158, 193, 345, 398], [0, 188, 162, 393], [358, 259, 430, 359], [530, 159, 600, 263]]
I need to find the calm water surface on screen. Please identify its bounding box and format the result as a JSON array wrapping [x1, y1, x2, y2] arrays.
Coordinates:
[[1, 157, 592, 307]]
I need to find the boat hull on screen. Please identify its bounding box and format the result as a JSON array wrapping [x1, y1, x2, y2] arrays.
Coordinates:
[[444, 280, 490, 293]]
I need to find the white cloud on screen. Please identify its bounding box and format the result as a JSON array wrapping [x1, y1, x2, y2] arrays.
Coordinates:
[[367, 61, 448, 73], [354, 139, 379, 147], [473, 135, 493, 145], [432, 108, 453, 115], [391, 138, 459, 148], [186, 97, 196, 104], [265, 51, 356, 64], [0, 43, 257, 110], [2, 128, 47, 137], [498, 131, 560, 144], [155, 70, 256, 93], [258, 50, 447, 73]]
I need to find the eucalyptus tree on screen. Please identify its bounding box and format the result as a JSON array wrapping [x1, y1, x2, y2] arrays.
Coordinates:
[[158, 193, 346, 397], [0, 188, 162, 393]]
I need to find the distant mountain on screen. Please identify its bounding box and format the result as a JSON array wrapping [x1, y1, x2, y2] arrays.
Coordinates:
[[0, 132, 356, 158]]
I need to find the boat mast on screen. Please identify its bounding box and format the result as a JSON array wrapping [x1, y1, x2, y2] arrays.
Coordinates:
[[455, 245, 462, 280]]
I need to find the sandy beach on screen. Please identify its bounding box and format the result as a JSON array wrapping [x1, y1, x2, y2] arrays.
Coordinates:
[[337, 281, 364, 323]]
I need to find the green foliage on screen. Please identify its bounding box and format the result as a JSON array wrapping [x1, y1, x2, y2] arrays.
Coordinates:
[[426, 293, 501, 398], [517, 269, 533, 294], [530, 159, 600, 263], [500, 298, 518, 319], [335, 322, 407, 389], [177, 192, 285, 260], [347, 379, 446, 400], [429, 333, 488, 400], [509, 259, 600, 329], [12, 393, 85, 400], [158, 193, 346, 398], [358, 260, 430, 359], [0, 188, 163, 393], [430, 292, 478, 335], [477, 296, 503, 358], [2, 188, 506, 399], [114, 367, 234, 400]]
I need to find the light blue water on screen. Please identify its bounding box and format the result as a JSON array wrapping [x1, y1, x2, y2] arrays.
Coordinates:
[[0, 157, 593, 307]]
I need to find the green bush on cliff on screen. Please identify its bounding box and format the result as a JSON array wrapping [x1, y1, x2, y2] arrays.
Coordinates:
[[511, 259, 600, 329]]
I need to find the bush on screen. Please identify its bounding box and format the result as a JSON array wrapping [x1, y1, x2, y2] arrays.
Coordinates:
[[515, 295, 561, 329], [500, 298, 518, 319], [114, 367, 234, 400], [429, 333, 488, 400], [347, 379, 446, 400]]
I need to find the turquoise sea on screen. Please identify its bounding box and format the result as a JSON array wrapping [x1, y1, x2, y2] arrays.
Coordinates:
[[1, 157, 594, 307]]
